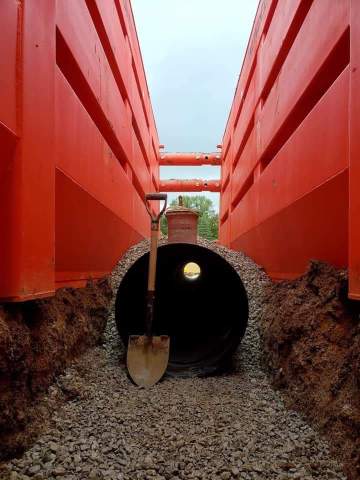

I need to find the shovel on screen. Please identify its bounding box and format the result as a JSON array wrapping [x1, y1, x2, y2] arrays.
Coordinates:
[[127, 193, 169, 387]]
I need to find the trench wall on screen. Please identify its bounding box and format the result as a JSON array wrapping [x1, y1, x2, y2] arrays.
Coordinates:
[[219, 0, 360, 300], [0, 0, 160, 302]]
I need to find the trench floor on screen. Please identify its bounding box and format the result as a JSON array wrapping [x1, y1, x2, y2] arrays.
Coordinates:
[[1, 241, 346, 480]]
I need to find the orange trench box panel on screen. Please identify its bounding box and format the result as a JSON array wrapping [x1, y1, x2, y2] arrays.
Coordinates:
[[219, 0, 360, 299], [1, 0, 360, 302], [0, 0, 160, 301]]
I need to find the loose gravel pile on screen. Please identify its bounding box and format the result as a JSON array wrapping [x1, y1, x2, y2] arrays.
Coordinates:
[[1, 240, 346, 480]]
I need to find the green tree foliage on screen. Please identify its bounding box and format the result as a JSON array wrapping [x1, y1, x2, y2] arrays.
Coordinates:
[[160, 195, 218, 241], [160, 214, 168, 236]]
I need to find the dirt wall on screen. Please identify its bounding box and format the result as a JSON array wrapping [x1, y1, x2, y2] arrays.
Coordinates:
[[259, 261, 360, 479], [0, 279, 112, 461]]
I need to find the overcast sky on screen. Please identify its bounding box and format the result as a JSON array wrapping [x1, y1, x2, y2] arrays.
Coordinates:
[[131, 0, 258, 210]]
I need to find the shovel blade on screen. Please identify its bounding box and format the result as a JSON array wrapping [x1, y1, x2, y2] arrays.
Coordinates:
[[127, 335, 170, 387]]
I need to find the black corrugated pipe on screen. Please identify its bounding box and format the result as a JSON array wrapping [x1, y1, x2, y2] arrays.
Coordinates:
[[115, 243, 248, 375]]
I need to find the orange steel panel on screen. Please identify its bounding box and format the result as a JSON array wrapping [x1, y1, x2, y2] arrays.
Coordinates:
[[231, 128, 257, 206], [130, 73, 151, 165], [0, 1, 19, 300], [231, 67, 349, 242], [221, 137, 234, 188], [259, 0, 349, 158], [221, 115, 233, 160], [258, 0, 307, 97], [56, 1, 133, 166], [53, 0, 157, 289], [219, 217, 230, 248], [349, 0, 360, 299], [222, 0, 276, 148], [220, 0, 353, 288], [131, 130, 151, 194], [232, 172, 348, 280], [220, 186, 231, 222], [239, 0, 276, 86], [0, 0, 56, 301], [0, 0, 18, 133], [88, 0, 132, 100], [55, 170, 144, 283], [232, 70, 257, 162], [55, 69, 138, 230], [117, 0, 160, 165], [0, 124, 18, 300], [0, 0, 160, 301]]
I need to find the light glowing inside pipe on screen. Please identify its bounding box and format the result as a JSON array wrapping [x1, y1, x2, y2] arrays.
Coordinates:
[[183, 262, 201, 280]]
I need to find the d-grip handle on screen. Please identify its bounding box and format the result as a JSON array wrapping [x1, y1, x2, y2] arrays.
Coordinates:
[[145, 193, 167, 201], [145, 193, 167, 226]]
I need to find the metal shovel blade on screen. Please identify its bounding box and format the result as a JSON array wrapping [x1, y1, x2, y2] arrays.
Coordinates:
[[127, 335, 170, 387]]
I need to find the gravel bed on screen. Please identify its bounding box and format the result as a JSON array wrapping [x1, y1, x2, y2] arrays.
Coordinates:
[[1, 240, 346, 480]]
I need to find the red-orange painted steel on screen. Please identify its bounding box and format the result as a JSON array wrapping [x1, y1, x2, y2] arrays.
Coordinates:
[[0, 0, 56, 302], [219, 0, 359, 298], [2, 0, 359, 301], [0, 0, 160, 301], [159, 179, 221, 193], [349, 0, 360, 300], [159, 152, 221, 166]]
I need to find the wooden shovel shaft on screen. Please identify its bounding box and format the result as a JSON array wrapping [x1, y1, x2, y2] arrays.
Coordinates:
[[148, 226, 159, 292], [144, 193, 167, 337], [145, 225, 159, 337]]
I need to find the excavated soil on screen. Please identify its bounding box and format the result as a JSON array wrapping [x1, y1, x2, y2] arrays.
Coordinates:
[[259, 261, 360, 479], [0, 279, 112, 461], [0, 241, 347, 480]]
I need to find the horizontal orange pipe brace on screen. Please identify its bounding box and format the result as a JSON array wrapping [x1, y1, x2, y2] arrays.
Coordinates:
[[159, 179, 221, 192], [159, 152, 221, 166]]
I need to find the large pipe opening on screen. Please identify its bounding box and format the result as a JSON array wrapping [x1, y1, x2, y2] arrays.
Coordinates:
[[115, 243, 248, 374]]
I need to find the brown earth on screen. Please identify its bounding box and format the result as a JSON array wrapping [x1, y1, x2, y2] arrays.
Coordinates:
[[259, 261, 360, 479], [0, 278, 112, 461]]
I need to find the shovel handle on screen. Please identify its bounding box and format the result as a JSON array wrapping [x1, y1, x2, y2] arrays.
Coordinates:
[[145, 193, 167, 337], [146, 193, 167, 201], [145, 193, 167, 227]]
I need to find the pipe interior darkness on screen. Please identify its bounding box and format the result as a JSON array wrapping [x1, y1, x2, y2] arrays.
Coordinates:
[[115, 243, 248, 374]]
